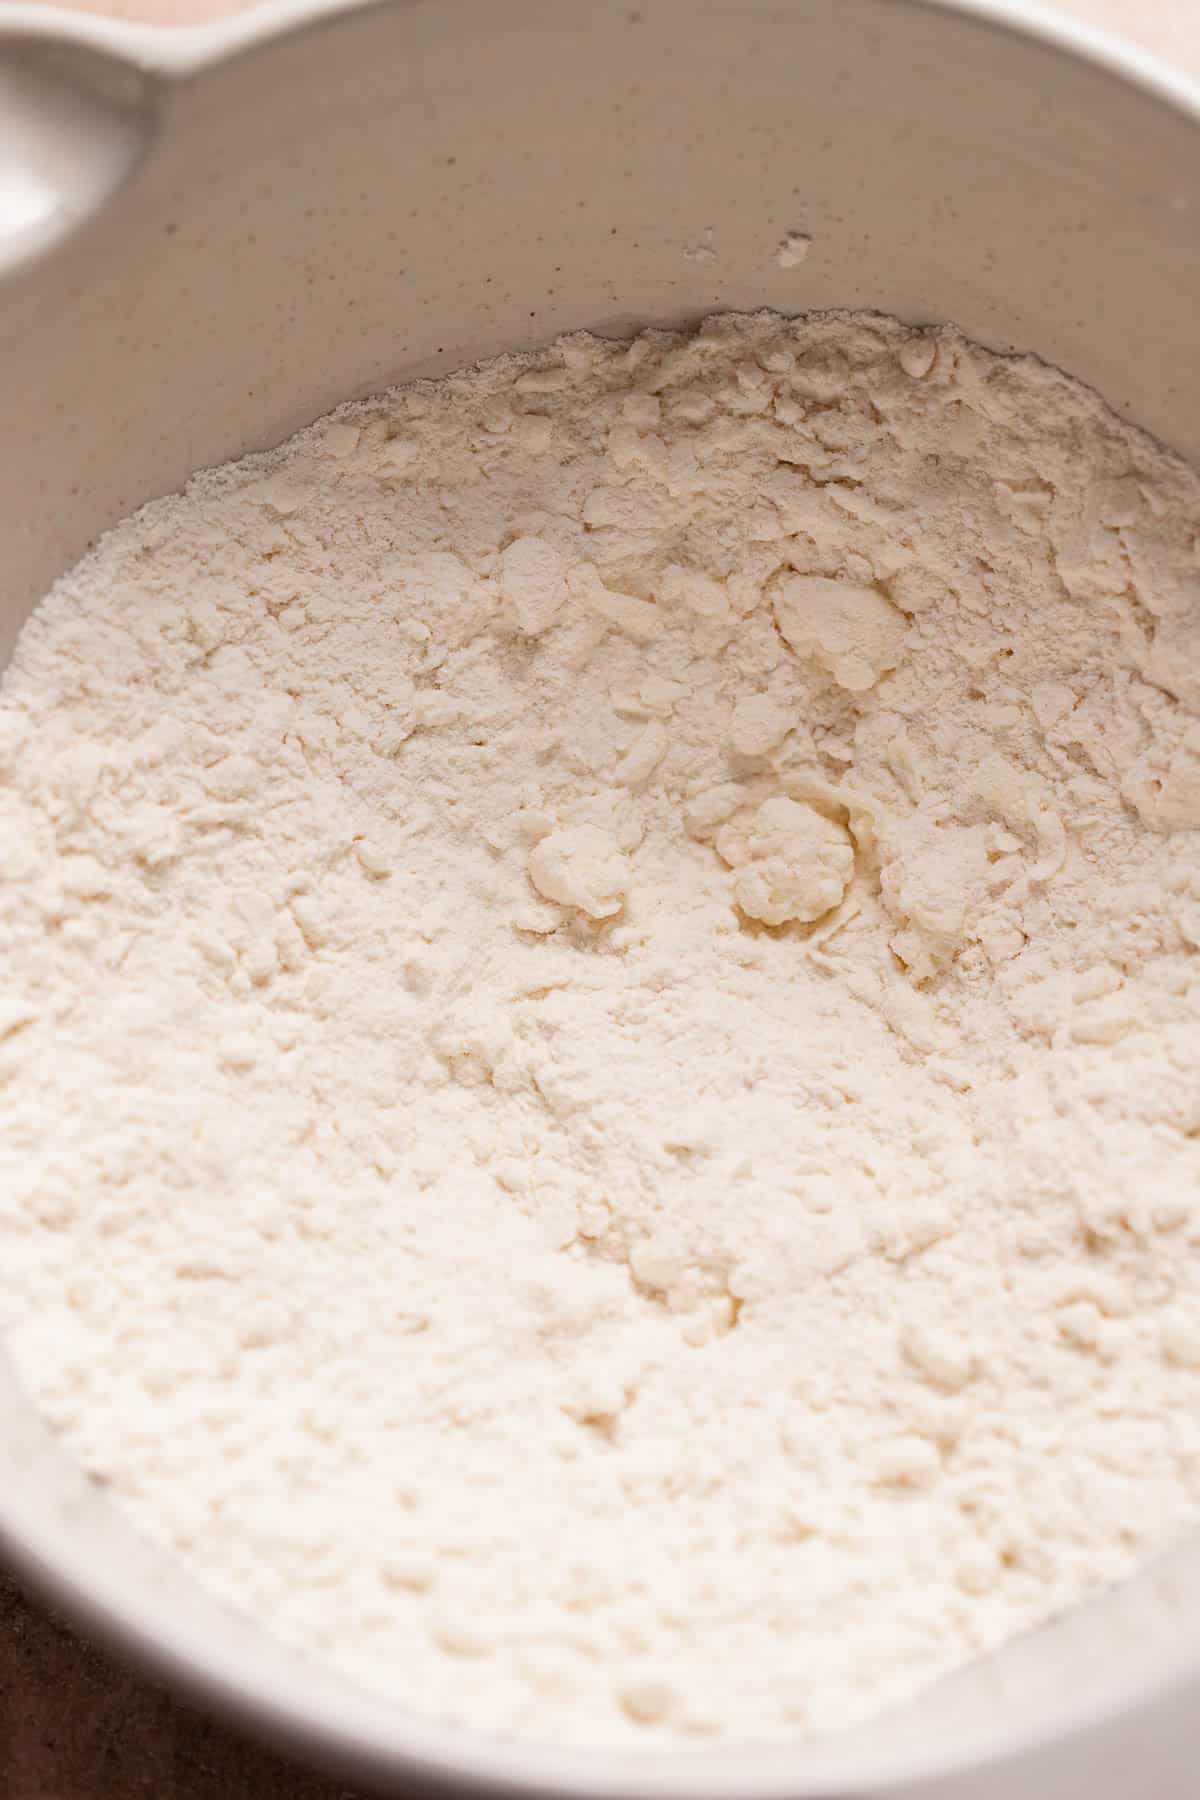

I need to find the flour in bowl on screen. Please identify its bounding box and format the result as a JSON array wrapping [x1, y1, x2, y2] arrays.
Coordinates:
[[2, 310, 1200, 1747]]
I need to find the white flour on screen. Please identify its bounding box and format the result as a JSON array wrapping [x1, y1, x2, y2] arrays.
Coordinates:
[[2, 310, 1200, 1748]]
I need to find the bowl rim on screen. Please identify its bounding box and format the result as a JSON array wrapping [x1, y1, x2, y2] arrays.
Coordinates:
[[0, 0, 1194, 111]]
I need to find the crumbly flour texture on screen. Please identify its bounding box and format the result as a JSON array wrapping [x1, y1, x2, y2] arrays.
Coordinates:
[[3, 312, 1200, 1748]]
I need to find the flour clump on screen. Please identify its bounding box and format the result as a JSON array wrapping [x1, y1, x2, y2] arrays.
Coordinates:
[[2, 310, 1200, 1749]]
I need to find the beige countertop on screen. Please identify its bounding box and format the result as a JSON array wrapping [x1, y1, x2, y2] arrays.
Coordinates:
[[0, 1, 1197, 1796]]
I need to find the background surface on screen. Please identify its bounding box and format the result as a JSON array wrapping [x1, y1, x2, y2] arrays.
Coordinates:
[[1, 0, 1197, 1794]]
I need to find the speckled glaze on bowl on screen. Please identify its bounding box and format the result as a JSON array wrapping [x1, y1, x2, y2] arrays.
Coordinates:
[[0, 2, 1199, 1794]]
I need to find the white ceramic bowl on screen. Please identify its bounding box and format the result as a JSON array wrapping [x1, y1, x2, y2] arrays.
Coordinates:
[[1, 2, 1199, 1793]]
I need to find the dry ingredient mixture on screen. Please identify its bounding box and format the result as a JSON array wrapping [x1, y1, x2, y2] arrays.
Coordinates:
[[2, 311, 1200, 1749]]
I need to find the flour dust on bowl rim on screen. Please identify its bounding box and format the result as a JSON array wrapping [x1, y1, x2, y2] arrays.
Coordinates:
[[0, 0, 1199, 1794]]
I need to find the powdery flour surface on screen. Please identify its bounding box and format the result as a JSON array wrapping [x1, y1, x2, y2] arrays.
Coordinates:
[[3, 312, 1200, 1748]]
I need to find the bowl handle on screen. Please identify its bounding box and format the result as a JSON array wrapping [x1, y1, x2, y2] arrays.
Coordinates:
[[0, 30, 161, 277]]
